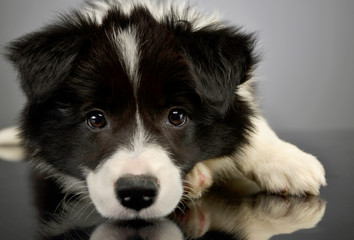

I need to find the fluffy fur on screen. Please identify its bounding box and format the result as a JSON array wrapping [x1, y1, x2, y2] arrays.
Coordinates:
[[3, 0, 326, 219]]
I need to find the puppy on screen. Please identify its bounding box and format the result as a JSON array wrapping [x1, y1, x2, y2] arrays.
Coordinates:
[[3, 0, 326, 219]]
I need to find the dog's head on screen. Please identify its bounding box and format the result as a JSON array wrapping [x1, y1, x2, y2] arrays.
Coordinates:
[[6, 1, 257, 219]]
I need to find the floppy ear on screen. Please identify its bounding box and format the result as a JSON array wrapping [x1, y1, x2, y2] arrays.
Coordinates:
[[176, 25, 258, 113], [5, 16, 89, 103]]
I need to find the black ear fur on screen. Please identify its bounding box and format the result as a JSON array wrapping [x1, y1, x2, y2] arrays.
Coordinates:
[[5, 14, 89, 103], [175, 24, 258, 114]]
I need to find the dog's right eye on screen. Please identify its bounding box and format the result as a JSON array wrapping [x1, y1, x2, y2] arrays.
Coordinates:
[[86, 111, 107, 130], [167, 108, 187, 127]]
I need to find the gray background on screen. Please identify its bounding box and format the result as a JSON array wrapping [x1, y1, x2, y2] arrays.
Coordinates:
[[1, 0, 353, 132]]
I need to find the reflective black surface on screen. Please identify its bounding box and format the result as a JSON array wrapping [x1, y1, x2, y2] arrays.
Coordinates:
[[0, 131, 353, 239]]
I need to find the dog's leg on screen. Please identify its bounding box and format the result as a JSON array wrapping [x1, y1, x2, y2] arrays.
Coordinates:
[[236, 117, 327, 195], [185, 116, 326, 198]]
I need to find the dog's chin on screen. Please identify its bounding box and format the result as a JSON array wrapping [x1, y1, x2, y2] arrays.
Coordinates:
[[86, 144, 184, 220]]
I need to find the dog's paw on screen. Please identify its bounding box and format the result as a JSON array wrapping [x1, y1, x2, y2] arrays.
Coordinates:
[[184, 162, 213, 199], [252, 144, 327, 196], [0, 126, 25, 162]]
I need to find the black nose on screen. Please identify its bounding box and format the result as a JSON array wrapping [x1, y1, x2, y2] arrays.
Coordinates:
[[115, 175, 159, 211]]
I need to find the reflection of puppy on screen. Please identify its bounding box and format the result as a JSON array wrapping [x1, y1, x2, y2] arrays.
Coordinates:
[[3, 0, 326, 219], [91, 220, 184, 240], [175, 190, 326, 240]]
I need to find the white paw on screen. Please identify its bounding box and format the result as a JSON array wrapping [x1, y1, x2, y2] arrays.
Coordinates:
[[0, 126, 25, 162], [185, 162, 213, 199], [252, 144, 327, 196]]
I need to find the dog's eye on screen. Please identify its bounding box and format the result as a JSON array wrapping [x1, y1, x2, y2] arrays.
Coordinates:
[[167, 109, 187, 127], [86, 111, 107, 129]]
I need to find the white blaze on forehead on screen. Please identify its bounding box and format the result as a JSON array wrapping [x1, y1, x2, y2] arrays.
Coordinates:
[[113, 27, 140, 90], [131, 112, 149, 155]]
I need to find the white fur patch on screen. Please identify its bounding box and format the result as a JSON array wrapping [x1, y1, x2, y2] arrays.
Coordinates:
[[236, 78, 256, 103], [112, 27, 140, 90], [0, 126, 24, 162], [131, 111, 150, 154], [86, 142, 183, 219], [82, 0, 221, 30], [0, 126, 21, 145]]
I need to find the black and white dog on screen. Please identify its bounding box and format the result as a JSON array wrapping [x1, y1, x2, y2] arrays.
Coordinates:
[[2, 0, 326, 219]]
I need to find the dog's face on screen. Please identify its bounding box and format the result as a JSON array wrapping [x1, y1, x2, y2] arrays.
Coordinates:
[[6, 2, 256, 219]]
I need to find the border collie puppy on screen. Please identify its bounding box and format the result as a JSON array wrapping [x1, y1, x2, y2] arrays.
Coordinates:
[[4, 0, 326, 219]]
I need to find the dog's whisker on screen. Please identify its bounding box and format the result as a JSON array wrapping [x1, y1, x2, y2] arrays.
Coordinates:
[[85, 204, 97, 221], [69, 196, 91, 219], [54, 193, 69, 215], [72, 199, 93, 220], [76, 202, 93, 221]]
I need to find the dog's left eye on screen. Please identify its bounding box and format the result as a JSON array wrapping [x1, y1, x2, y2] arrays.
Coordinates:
[[86, 111, 107, 129], [167, 108, 187, 127]]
